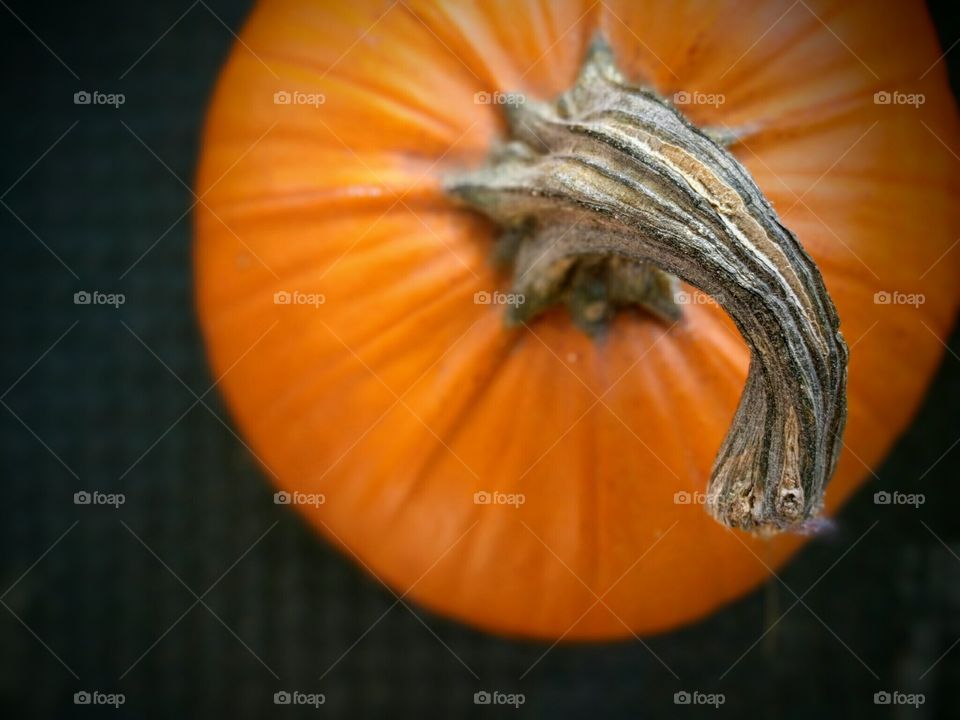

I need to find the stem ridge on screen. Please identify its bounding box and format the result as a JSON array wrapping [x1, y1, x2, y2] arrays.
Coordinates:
[[446, 38, 847, 533]]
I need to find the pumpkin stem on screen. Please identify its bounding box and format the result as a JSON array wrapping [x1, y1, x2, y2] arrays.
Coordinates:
[[444, 36, 848, 534]]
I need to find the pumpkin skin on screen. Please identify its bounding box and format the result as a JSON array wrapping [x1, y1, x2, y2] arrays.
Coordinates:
[[195, 0, 960, 639]]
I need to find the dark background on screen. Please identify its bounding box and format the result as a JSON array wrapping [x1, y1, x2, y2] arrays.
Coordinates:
[[1, 1, 959, 718]]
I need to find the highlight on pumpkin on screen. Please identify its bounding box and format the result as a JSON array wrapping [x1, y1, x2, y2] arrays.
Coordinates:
[[195, 0, 960, 642]]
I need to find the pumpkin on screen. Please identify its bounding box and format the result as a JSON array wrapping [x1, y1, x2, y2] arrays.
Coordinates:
[[195, 0, 960, 639]]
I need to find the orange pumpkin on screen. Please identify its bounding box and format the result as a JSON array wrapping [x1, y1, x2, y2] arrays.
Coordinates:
[[195, 0, 960, 639]]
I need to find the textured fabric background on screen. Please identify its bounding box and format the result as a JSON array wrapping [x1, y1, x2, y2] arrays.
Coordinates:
[[1, 1, 959, 718]]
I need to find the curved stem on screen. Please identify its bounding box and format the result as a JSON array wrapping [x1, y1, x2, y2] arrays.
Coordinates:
[[445, 39, 847, 533]]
